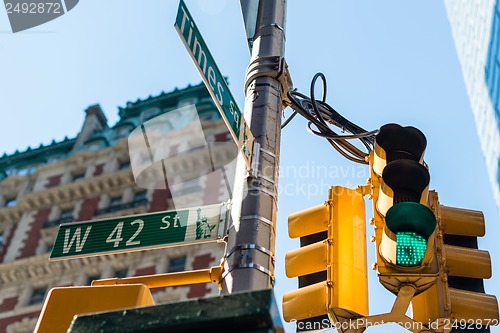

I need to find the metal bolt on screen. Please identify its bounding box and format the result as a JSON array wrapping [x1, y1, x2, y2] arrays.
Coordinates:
[[370, 236, 376, 242]]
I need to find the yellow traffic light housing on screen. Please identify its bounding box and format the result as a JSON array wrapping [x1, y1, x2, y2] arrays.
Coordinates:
[[282, 186, 368, 326], [412, 191, 499, 330], [370, 123, 438, 296], [34, 284, 154, 333]]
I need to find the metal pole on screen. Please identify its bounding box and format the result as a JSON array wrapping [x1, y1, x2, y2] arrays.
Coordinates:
[[223, 0, 287, 292]]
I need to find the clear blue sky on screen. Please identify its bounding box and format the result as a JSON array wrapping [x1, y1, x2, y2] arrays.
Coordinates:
[[1, 1, 499, 332]]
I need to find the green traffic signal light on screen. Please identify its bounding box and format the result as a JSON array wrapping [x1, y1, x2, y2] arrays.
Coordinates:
[[385, 202, 436, 267], [395, 232, 427, 267]]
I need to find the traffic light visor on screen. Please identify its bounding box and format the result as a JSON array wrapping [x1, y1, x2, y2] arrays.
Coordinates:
[[373, 123, 427, 176]]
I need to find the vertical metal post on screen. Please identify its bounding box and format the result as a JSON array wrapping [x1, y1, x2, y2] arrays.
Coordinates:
[[223, 0, 287, 292]]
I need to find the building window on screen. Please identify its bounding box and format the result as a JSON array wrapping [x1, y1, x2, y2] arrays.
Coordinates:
[[142, 108, 161, 122], [134, 191, 147, 202], [72, 173, 85, 182], [199, 111, 217, 121], [44, 207, 74, 228], [167, 256, 186, 273], [60, 208, 74, 220], [109, 197, 122, 208], [178, 98, 197, 108], [87, 142, 101, 151], [86, 274, 101, 286], [47, 155, 62, 164], [29, 287, 47, 305], [112, 127, 131, 141], [17, 166, 36, 176], [118, 161, 130, 170], [114, 269, 128, 278], [175, 183, 201, 197], [5, 198, 16, 207]]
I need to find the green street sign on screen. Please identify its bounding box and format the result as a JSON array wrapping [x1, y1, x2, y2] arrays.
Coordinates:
[[50, 203, 229, 260], [175, 0, 254, 170]]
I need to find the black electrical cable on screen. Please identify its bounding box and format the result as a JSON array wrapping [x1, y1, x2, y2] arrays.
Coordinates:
[[283, 73, 377, 164], [281, 110, 298, 129]]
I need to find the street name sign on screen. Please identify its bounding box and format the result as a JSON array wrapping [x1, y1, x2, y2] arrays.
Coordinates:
[[175, 0, 254, 170], [50, 203, 229, 260]]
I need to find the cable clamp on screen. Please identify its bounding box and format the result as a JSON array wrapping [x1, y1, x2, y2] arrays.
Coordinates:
[[223, 243, 275, 261], [239, 214, 274, 227], [221, 263, 275, 286], [244, 56, 293, 109]]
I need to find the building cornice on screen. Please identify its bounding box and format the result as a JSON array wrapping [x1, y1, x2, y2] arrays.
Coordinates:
[[0, 169, 136, 224], [0, 250, 167, 286]]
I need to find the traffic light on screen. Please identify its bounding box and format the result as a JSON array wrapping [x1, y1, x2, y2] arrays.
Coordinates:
[[370, 123, 438, 295], [412, 191, 498, 332], [282, 186, 368, 330], [34, 284, 155, 333]]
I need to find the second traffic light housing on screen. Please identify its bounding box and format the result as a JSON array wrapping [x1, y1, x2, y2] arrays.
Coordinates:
[[282, 186, 368, 327], [412, 192, 499, 330]]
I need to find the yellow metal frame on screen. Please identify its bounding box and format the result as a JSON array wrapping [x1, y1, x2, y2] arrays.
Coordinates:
[[412, 191, 498, 328], [92, 265, 224, 290], [34, 265, 225, 333], [34, 284, 155, 333], [282, 186, 368, 325], [326, 186, 369, 325]]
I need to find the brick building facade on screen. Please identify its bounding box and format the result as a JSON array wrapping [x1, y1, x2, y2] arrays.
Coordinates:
[[0, 83, 235, 333]]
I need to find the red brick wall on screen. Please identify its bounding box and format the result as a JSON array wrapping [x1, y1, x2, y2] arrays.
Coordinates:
[[0, 296, 18, 312], [0, 223, 17, 262], [149, 186, 172, 213], [191, 253, 214, 270], [93, 163, 105, 177], [214, 131, 231, 142], [77, 197, 100, 221], [134, 266, 156, 276], [18, 208, 51, 259], [187, 253, 216, 299], [45, 174, 62, 188], [187, 283, 211, 298], [0, 311, 40, 333]]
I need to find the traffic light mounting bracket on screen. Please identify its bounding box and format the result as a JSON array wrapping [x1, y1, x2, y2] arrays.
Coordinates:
[[92, 264, 224, 290], [36, 263, 228, 333], [342, 285, 451, 332]]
